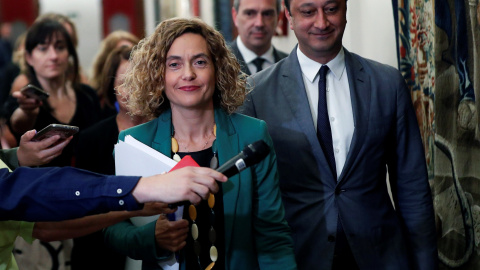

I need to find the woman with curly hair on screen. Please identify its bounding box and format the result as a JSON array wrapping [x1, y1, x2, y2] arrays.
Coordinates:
[[103, 17, 297, 270]]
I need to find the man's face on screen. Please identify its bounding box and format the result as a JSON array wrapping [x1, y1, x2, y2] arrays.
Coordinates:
[[286, 0, 347, 63], [232, 0, 279, 55]]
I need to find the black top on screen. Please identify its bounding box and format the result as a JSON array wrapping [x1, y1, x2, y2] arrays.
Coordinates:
[[75, 115, 118, 174], [178, 148, 225, 270], [99, 103, 117, 121], [0, 62, 20, 117]]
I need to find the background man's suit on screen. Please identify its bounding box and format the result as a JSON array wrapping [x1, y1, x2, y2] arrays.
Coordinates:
[[240, 47, 438, 269], [228, 41, 288, 75]]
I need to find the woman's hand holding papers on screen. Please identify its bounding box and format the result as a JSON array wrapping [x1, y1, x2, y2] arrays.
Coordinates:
[[155, 214, 189, 252]]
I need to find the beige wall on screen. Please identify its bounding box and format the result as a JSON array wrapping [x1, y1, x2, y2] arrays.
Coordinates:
[[38, 0, 398, 78], [272, 0, 397, 68]]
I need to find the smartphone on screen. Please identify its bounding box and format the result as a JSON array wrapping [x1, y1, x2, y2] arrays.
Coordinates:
[[20, 84, 50, 100], [32, 124, 79, 142]]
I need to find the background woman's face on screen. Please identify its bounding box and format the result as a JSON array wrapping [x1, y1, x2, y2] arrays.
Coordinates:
[[164, 33, 216, 112], [114, 59, 130, 111], [26, 33, 69, 81]]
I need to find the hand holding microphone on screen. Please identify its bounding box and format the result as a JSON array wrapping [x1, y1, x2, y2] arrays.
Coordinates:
[[168, 140, 270, 208]]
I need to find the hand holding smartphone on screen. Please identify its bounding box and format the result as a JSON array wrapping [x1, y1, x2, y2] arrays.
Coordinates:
[[32, 124, 79, 142], [20, 84, 50, 100]]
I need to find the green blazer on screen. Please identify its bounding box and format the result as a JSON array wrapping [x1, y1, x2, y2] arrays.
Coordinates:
[[104, 108, 297, 270]]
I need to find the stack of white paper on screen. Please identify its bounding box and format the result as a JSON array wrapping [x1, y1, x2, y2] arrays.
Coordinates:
[[114, 135, 180, 270], [115, 135, 177, 178]]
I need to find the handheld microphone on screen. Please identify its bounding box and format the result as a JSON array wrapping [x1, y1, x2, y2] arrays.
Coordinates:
[[168, 140, 270, 208], [216, 140, 270, 177]]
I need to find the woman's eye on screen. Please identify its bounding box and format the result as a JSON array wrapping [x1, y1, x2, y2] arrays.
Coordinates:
[[196, 60, 206, 66], [168, 62, 180, 68], [37, 45, 48, 52]]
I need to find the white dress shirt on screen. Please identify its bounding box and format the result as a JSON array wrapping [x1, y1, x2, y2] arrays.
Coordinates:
[[236, 37, 275, 74], [297, 47, 354, 179]]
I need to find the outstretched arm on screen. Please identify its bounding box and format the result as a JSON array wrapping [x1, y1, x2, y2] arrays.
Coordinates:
[[33, 203, 172, 241], [0, 166, 226, 222]]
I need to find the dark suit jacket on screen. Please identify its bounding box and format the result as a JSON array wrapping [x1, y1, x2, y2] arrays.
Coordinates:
[[228, 40, 288, 75], [240, 47, 438, 270]]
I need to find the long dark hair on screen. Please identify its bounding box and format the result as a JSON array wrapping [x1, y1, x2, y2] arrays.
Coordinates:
[[24, 18, 80, 89]]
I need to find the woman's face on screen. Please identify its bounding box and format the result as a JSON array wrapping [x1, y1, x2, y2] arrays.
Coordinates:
[[26, 33, 69, 81], [164, 33, 215, 112], [114, 59, 130, 111]]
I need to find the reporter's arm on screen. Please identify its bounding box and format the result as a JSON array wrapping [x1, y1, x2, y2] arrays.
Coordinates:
[[0, 166, 226, 222], [33, 203, 170, 241], [133, 166, 227, 204], [0, 166, 142, 222], [33, 211, 138, 241]]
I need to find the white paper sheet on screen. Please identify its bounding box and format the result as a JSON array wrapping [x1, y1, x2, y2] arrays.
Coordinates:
[[115, 135, 180, 270]]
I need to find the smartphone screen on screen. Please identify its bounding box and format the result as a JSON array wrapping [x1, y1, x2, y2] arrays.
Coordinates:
[[32, 124, 79, 142], [20, 84, 50, 100]]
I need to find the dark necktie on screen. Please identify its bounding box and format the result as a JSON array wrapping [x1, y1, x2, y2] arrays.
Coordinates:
[[252, 57, 265, 72], [316, 65, 337, 179]]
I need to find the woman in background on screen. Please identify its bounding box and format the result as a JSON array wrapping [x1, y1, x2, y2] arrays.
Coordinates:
[[4, 17, 101, 270], [73, 46, 145, 270], [8, 13, 89, 94], [90, 30, 139, 90], [103, 18, 297, 270], [89, 30, 139, 119], [76, 46, 143, 174], [7, 18, 101, 167]]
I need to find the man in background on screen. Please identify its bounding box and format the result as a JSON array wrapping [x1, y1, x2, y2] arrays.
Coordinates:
[[230, 0, 288, 75]]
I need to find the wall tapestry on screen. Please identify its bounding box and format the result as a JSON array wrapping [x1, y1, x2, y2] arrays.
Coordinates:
[[396, 0, 480, 268]]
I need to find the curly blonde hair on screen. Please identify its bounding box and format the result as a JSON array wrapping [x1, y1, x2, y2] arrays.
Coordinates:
[[90, 30, 140, 89], [124, 17, 247, 120]]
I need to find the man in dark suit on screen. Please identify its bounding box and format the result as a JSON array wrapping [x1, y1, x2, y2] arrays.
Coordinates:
[[240, 0, 438, 269], [230, 0, 288, 75]]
